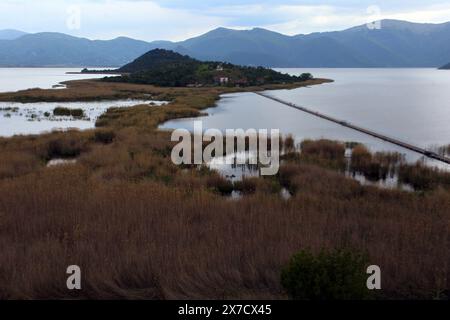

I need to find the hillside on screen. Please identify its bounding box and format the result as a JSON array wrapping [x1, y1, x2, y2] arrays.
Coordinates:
[[0, 33, 161, 67], [0, 29, 27, 40], [105, 49, 312, 87], [1, 20, 450, 67], [439, 62, 450, 69], [117, 49, 193, 73], [175, 20, 450, 67]]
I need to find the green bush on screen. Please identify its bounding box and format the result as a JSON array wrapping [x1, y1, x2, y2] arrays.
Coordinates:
[[53, 107, 84, 118], [70, 108, 84, 118], [281, 249, 370, 300]]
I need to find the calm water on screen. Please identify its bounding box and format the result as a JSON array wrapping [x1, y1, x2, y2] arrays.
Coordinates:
[[161, 68, 450, 168], [0, 68, 111, 92], [0, 100, 165, 137], [0, 68, 166, 136]]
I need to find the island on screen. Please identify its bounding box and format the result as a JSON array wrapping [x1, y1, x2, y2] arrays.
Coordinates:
[[438, 62, 450, 69], [83, 48, 314, 87]]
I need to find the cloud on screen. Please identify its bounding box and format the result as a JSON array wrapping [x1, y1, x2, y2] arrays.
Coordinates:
[[379, 3, 450, 23], [251, 2, 450, 35], [1, 0, 450, 41], [0, 0, 228, 41]]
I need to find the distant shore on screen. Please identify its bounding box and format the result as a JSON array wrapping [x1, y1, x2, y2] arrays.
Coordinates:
[[0, 77, 333, 103], [66, 70, 122, 75]]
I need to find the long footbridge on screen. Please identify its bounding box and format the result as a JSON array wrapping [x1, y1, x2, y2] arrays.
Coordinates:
[[255, 92, 450, 165]]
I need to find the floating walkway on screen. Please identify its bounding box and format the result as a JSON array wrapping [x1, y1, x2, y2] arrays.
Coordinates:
[[255, 92, 450, 165]]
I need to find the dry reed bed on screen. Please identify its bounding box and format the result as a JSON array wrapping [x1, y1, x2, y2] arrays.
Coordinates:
[[0, 163, 448, 299], [0, 79, 448, 299]]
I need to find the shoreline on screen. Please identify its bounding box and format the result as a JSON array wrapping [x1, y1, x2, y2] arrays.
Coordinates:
[[0, 77, 332, 141], [66, 71, 122, 75], [0, 77, 332, 103], [1, 76, 447, 168]]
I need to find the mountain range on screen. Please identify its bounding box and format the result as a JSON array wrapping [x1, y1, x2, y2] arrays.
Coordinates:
[[0, 29, 28, 40], [1, 19, 450, 68]]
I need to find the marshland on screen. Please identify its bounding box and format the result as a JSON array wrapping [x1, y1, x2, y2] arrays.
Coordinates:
[[0, 69, 449, 300]]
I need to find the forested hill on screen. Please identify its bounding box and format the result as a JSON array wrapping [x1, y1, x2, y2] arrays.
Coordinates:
[[104, 49, 313, 87], [117, 49, 194, 73]]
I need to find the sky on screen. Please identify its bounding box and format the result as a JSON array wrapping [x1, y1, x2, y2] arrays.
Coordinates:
[[1, 0, 450, 41]]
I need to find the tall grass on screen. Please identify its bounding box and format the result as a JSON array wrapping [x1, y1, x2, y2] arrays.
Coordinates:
[[399, 162, 450, 191], [0, 79, 448, 300], [0, 159, 448, 299]]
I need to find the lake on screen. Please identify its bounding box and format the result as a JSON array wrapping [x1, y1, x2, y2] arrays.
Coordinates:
[[0, 68, 165, 136], [0, 68, 111, 92], [1, 68, 449, 168], [0, 99, 166, 137], [161, 68, 450, 168]]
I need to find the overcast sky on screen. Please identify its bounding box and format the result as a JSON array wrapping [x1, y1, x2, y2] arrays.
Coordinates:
[[1, 0, 450, 41]]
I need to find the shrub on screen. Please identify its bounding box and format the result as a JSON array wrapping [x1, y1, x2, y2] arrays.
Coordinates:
[[70, 108, 84, 118], [351, 145, 372, 168], [351, 148, 401, 181], [399, 163, 450, 191], [351, 145, 381, 180], [206, 175, 234, 195], [94, 130, 116, 144], [46, 138, 83, 159], [281, 249, 370, 300], [53, 107, 84, 118], [299, 73, 313, 81], [53, 107, 71, 116]]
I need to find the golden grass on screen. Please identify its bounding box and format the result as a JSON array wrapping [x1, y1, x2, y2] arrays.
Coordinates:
[[0, 78, 331, 103], [0, 78, 448, 300], [0, 159, 448, 299]]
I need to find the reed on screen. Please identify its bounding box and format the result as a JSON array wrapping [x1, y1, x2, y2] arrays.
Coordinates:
[[0, 79, 448, 300], [0, 159, 448, 299]]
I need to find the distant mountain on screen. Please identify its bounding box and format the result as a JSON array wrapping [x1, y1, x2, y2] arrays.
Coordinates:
[[0, 33, 168, 67], [173, 20, 450, 67], [0, 20, 450, 67], [304, 20, 450, 67], [439, 62, 450, 69], [0, 29, 27, 40], [106, 49, 312, 87]]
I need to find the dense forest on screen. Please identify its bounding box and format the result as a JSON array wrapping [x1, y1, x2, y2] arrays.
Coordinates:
[[101, 49, 313, 87]]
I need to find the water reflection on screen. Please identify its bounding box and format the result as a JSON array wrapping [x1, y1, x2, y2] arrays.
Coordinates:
[[207, 151, 260, 181], [161, 68, 450, 171], [207, 148, 415, 193]]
